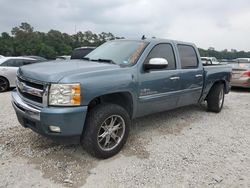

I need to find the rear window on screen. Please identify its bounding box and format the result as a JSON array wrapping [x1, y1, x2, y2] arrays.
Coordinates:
[[178, 45, 199, 69]]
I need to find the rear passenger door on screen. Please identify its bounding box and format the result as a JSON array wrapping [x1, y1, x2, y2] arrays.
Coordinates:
[[177, 44, 203, 106], [137, 43, 182, 116]]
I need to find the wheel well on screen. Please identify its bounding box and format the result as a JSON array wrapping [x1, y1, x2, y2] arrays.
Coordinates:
[[213, 80, 226, 90], [206, 80, 226, 100], [0, 76, 9, 85], [88, 92, 134, 118]]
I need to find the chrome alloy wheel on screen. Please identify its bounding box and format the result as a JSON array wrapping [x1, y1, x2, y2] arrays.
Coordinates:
[[219, 89, 224, 108], [97, 115, 125, 151]]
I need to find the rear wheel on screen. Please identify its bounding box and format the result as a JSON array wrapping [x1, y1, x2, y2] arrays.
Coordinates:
[[0, 77, 9, 92], [81, 103, 130, 159], [207, 83, 225, 113]]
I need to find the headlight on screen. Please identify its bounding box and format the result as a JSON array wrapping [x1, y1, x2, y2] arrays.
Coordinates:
[[49, 84, 81, 106]]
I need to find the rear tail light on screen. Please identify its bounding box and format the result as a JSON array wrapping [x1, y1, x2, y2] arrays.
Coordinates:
[[242, 71, 250, 77]]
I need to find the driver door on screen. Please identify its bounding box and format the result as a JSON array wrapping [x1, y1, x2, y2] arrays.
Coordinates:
[[137, 43, 181, 117]]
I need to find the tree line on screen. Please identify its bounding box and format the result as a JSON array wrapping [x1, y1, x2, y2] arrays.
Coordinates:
[[0, 22, 249, 60], [0, 23, 119, 59], [198, 48, 250, 60]]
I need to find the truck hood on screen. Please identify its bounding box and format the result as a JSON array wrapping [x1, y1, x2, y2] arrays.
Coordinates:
[[18, 60, 121, 83]]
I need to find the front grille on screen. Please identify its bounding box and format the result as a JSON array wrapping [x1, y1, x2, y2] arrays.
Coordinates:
[[17, 76, 44, 104], [18, 88, 43, 103], [18, 76, 44, 90]]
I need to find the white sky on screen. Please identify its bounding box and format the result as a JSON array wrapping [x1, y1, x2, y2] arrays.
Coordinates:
[[0, 0, 250, 51]]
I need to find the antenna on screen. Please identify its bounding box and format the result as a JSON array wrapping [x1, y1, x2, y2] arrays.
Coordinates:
[[141, 35, 146, 40]]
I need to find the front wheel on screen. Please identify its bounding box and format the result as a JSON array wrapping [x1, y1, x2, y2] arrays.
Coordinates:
[[207, 83, 225, 113], [81, 103, 131, 159]]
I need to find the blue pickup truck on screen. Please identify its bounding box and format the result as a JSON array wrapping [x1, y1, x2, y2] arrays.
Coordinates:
[[11, 39, 232, 158]]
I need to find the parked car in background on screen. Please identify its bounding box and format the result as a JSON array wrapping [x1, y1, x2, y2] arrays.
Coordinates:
[[201, 57, 212, 65], [229, 58, 250, 88], [70, 47, 95, 59], [56, 56, 71, 60], [0, 57, 39, 92], [12, 38, 231, 158], [201, 57, 220, 65], [235, 58, 250, 63], [55, 47, 95, 61]]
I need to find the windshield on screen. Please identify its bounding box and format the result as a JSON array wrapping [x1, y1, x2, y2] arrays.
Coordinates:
[[85, 40, 148, 66]]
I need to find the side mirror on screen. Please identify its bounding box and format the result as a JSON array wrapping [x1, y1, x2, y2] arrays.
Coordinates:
[[144, 58, 168, 71]]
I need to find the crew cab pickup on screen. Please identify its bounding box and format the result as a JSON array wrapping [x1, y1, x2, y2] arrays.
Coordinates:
[[11, 39, 232, 158]]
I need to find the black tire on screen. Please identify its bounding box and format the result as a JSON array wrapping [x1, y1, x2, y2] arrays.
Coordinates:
[[0, 77, 9, 92], [207, 83, 225, 113], [81, 103, 131, 159]]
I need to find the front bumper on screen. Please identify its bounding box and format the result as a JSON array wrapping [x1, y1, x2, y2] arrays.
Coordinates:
[[11, 89, 88, 143]]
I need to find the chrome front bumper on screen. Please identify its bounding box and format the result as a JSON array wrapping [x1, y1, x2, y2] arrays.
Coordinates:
[[11, 89, 88, 143], [11, 89, 41, 120]]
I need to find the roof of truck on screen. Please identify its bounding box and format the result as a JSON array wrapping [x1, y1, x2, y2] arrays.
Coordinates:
[[74, 46, 96, 50], [116, 38, 196, 46]]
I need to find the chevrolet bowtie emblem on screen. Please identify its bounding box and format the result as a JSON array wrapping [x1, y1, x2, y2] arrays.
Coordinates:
[[17, 80, 24, 91]]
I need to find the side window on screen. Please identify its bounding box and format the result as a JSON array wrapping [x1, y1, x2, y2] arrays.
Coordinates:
[[22, 59, 36, 65], [4, 59, 19, 67], [145, 43, 176, 70], [12, 59, 24, 67], [0, 61, 9, 66], [1, 59, 36, 67], [177, 45, 198, 69]]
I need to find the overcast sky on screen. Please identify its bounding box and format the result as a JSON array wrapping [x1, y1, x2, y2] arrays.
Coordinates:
[[0, 0, 250, 51]]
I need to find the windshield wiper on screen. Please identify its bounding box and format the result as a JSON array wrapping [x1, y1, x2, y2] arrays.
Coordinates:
[[82, 57, 90, 60], [90, 58, 116, 64]]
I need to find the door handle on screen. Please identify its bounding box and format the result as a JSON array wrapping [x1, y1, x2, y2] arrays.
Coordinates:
[[195, 74, 203, 78], [2, 68, 7, 71], [170, 76, 180, 80]]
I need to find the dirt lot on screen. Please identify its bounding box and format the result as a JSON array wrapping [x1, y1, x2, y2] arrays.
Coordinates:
[[0, 88, 250, 188]]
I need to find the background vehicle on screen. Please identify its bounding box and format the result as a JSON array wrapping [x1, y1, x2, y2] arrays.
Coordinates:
[[0, 57, 39, 92], [228, 58, 250, 88], [24, 56, 47, 62], [0, 55, 4, 58], [12, 39, 231, 159], [235, 58, 250, 63], [70, 47, 95, 59], [56, 55, 71, 60], [201, 57, 220, 65]]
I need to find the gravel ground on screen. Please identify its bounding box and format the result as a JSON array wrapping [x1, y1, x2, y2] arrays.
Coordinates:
[[0, 88, 250, 188]]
